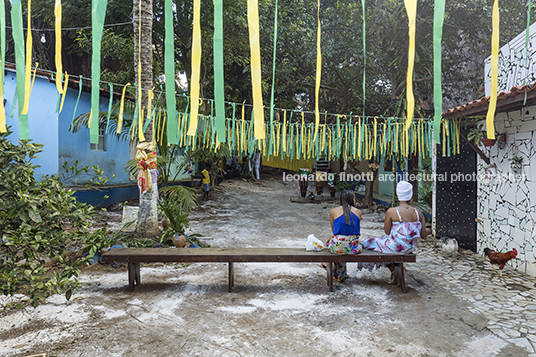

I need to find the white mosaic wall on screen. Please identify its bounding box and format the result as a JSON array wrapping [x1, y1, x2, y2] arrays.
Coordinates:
[[477, 108, 536, 277]]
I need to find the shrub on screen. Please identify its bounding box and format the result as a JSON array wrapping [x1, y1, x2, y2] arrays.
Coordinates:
[[0, 129, 107, 307]]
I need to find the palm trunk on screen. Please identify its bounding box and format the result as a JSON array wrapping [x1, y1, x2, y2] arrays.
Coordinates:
[[134, 0, 158, 235]]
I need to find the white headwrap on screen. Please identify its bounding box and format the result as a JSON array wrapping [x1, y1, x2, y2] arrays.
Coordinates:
[[397, 181, 413, 202]]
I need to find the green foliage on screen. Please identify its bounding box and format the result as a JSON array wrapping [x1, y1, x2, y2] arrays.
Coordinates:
[[467, 124, 485, 146], [158, 196, 190, 243], [74, 28, 135, 85], [0, 129, 109, 307], [59, 160, 112, 187]]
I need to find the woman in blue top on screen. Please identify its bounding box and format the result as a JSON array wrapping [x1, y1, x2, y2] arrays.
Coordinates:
[[326, 190, 362, 281]]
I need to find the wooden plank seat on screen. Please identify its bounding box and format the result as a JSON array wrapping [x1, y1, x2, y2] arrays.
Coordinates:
[[100, 247, 416, 293]]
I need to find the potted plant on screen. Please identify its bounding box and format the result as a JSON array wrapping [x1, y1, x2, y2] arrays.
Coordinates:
[[510, 155, 523, 171], [158, 197, 190, 248], [468, 124, 496, 147]]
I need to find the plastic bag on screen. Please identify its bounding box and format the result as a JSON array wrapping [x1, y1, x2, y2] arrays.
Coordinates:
[[305, 234, 325, 251]]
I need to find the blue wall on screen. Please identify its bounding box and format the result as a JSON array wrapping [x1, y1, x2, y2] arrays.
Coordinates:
[[4, 69, 131, 185], [4, 71, 59, 180]]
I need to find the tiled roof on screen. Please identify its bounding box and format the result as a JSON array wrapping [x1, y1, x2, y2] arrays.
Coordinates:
[[443, 82, 536, 119]]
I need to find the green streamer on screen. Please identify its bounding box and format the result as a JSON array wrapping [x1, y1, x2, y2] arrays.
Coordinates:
[[105, 83, 113, 133], [433, 0, 445, 142], [524, 0, 532, 106], [210, 100, 216, 148], [10, 0, 28, 139], [165, 0, 178, 144], [129, 84, 139, 138], [9, 89, 17, 118], [91, 0, 108, 144], [0, 0, 5, 86], [268, 0, 279, 156], [71, 75, 83, 128], [231, 103, 236, 149], [144, 88, 163, 133], [55, 73, 63, 113], [213, 0, 226, 142], [361, 0, 366, 117]]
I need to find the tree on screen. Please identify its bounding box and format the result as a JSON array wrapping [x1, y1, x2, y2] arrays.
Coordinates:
[[133, 0, 159, 235]]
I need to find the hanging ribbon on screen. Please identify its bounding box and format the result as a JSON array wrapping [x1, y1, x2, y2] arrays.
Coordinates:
[[10, 0, 28, 139], [213, 0, 226, 142], [247, 0, 266, 140], [117, 83, 130, 134], [21, 0, 33, 116], [0, 0, 5, 88], [524, 0, 532, 106], [314, 0, 321, 144], [58, 71, 68, 113], [403, 0, 417, 132], [361, 0, 366, 117], [70, 75, 83, 128], [164, 0, 178, 144], [90, 0, 108, 144], [105, 82, 113, 133], [433, 0, 445, 142], [485, 0, 499, 140], [54, 0, 63, 94], [0, 0, 4, 136], [187, 0, 202, 136], [268, 0, 279, 155]]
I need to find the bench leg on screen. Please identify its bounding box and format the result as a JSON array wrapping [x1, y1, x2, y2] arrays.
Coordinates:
[[394, 263, 407, 293], [327, 262, 333, 292], [228, 262, 234, 292], [128, 263, 140, 292]]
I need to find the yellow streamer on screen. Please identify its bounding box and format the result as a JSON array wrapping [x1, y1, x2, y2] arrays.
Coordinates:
[[21, 0, 33, 115], [138, 107, 146, 142], [241, 101, 246, 154], [117, 83, 130, 134], [187, 0, 202, 136], [147, 89, 154, 121], [373, 117, 378, 159], [404, 0, 417, 131], [485, 0, 499, 140], [54, 0, 63, 94], [282, 109, 287, 153], [58, 71, 68, 113], [247, 0, 266, 139]]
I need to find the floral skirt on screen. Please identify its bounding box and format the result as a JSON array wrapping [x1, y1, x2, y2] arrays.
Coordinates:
[[327, 234, 361, 281]]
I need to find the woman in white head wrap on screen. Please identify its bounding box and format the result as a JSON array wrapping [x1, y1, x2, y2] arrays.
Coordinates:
[[357, 181, 428, 283]]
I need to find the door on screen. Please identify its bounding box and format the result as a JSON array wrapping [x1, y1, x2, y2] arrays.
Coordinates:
[[436, 138, 477, 251]]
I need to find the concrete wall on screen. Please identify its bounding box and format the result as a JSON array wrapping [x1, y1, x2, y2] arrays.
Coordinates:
[[477, 108, 536, 277], [4, 71, 59, 180], [57, 81, 132, 185]]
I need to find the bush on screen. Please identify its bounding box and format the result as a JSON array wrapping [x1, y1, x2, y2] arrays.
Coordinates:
[[0, 129, 108, 307]]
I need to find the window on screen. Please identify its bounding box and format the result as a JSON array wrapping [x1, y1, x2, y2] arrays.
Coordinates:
[[90, 127, 107, 151]]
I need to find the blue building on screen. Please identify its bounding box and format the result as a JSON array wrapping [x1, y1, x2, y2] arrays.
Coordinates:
[[4, 65, 144, 206]]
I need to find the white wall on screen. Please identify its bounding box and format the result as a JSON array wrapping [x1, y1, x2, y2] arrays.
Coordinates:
[[477, 108, 536, 277], [485, 21, 536, 96]]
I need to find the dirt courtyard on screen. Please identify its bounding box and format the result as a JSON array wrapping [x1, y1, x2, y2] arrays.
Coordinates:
[[0, 175, 526, 356]]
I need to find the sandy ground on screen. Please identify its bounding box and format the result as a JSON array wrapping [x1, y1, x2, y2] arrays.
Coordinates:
[[0, 175, 526, 356]]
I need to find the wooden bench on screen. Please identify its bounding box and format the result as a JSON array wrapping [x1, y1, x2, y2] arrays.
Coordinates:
[[100, 247, 416, 293]]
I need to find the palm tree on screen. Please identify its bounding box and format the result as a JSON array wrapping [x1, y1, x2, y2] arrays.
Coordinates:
[[134, 0, 158, 235]]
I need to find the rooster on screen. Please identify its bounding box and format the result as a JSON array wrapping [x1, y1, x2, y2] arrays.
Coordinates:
[[483, 248, 518, 277]]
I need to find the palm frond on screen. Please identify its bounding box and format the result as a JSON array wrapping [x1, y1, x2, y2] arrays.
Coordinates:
[[160, 185, 198, 212]]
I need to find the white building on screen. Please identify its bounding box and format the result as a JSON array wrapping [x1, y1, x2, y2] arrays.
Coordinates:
[[444, 23, 536, 277]]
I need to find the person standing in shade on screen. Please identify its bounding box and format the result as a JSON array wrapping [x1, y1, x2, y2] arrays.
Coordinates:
[[202, 162, 211, 200]]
